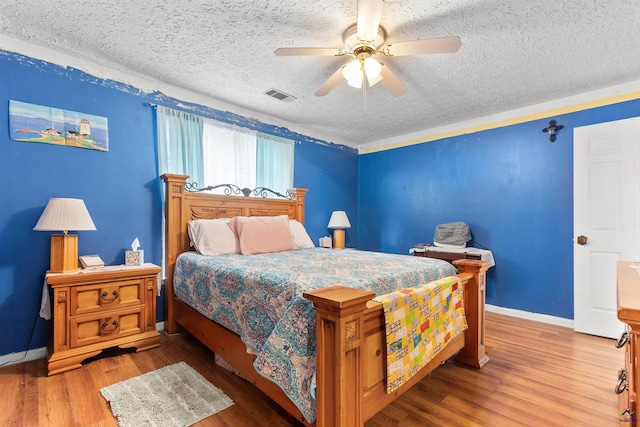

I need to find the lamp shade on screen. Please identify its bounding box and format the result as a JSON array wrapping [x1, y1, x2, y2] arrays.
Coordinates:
[[327, 211, 351, 229], [33, 198, 96, 232]]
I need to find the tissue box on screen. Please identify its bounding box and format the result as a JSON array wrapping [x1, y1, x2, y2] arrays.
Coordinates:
[[319, 236, 332, 248], [125, 250, 144, 266]]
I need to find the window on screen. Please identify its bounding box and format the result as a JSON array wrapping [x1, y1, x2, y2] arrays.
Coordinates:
[[202, 119, 294, 194], [202, 120, 257, 190], [155, 106, 296, 274]]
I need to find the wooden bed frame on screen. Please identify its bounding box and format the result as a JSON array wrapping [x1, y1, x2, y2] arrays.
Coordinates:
[[161, 174, 490, 427]]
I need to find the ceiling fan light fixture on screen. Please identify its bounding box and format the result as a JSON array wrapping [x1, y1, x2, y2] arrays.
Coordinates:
[[363, 57, 381, 79], [342, 55, 382, 89], [347, 77, 363, 88], [366, 71, 383, 87], [343, 60, 363, 86]]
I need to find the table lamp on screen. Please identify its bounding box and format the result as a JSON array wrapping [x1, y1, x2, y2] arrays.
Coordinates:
[[327, 210, 351, 249], [34, 198, 96, 273]]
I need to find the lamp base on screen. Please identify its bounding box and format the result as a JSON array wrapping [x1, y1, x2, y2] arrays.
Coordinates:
[[333, 229, 346, 249], [49, 234, 81, 274]]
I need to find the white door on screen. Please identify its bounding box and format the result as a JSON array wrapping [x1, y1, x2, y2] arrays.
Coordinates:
[[574, 117, 640, 339]]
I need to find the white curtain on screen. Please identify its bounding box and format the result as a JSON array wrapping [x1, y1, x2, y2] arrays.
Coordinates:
[[202, 120, 257, 192]]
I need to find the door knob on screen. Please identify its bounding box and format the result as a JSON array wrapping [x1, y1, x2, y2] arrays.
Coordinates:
[[577, 235, 587, 245]]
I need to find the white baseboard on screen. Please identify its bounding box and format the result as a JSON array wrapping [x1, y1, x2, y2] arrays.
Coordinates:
[[486, 304, 574, 329], [0, 321, 167, 368], [1, 313, 573, 368], [0, 347, 47, 368]]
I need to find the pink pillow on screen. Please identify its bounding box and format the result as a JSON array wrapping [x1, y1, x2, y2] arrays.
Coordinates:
[[227, 215, 295, 255]]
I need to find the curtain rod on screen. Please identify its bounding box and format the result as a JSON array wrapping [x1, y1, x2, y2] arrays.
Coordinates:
[[144, 102, 301, 144]]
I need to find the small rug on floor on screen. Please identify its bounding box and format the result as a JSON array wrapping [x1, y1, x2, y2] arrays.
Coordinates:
[[100, 362, 233, 427]]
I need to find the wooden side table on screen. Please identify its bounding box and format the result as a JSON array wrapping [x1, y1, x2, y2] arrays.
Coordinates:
[[46, 264, 161, 375]]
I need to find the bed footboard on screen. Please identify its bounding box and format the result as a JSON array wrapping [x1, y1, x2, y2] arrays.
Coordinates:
[[303, 259, 489, 427]]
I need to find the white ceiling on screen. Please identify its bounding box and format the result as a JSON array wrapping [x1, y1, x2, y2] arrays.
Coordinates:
[[1, 1, 640, 148]]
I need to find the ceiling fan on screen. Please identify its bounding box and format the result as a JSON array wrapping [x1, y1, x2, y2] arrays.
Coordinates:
[[274, 0, 462, 97]]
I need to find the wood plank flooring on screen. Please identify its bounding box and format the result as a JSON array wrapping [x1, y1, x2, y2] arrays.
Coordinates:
[[0, 312, 623, 426]]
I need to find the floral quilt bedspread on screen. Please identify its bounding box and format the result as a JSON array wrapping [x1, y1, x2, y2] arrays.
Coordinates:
[[173, 248, 457, 423]]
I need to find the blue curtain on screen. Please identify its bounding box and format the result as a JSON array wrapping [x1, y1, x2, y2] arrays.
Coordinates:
[[156, 106, 204, 191], [154, 106, 203, 275], [256, 132, 294, 194]]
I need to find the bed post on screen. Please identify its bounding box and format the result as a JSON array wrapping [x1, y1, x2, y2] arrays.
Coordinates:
[[303, 286, 376, 427], [160, 173, 189, 334], [453, 259, 490, 368], [293, 188, 308, 225]]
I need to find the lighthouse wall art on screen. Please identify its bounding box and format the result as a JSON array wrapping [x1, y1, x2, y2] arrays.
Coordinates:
[[8, 100, 108, 151]]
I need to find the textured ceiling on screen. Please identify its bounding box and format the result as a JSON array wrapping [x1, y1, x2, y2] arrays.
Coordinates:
[[1, 0, 640, 148]]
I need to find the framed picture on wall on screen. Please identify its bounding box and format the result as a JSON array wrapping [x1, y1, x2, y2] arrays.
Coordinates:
[[8, 100, 109, 152]]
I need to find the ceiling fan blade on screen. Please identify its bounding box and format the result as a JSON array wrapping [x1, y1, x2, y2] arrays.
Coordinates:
[[275, 47, 343, 56], [383, 36, 462, 56], [314, 66, 347, 96], [357, 0, 384, 42], [379, 63, 406, 96]]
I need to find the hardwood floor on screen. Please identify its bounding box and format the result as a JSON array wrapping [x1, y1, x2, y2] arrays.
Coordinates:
[[0, 312, 623, 426]]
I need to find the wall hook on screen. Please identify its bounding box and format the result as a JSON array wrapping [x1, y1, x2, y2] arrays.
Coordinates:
[[542, 120, 564, 142]]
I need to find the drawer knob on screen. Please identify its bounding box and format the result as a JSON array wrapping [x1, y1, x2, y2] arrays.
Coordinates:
[[101, 319, 119, 333], [619, 369, 627, 381], [101, 290, 119, 302], [616, 374, 628, 394], [616, 332, 630, 348]]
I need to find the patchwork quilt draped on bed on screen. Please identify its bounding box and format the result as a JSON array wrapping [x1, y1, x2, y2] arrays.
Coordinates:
[[374, 276, 467, 393], [173, 248, 457, 423]]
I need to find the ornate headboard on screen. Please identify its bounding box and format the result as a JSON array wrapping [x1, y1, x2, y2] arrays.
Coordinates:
[[160, 173, 308, 330]]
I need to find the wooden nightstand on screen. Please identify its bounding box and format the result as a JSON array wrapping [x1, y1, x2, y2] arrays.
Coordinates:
[[46, 264, 161, 375]]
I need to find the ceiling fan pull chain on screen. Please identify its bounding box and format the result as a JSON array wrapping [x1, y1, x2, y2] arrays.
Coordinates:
[[362, 71, 367, 110]]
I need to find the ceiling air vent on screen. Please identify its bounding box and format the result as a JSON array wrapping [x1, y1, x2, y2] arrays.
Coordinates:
[[264, 88, 297, 103]]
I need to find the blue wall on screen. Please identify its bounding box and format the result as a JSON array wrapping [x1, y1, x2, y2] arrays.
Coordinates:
[[359, 99, 640, 319], [0, 49, 357, 357], [3, 45, 639, 359]]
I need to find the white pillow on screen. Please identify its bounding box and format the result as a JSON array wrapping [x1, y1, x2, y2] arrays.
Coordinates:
[[289, 220, 315, 249], [188, 218, 240, 256]]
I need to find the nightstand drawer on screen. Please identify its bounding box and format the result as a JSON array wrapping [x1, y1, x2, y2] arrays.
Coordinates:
[[71, 278, 144, 316], [70, 307, 144, 348]]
